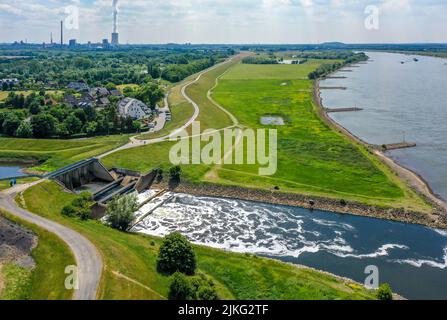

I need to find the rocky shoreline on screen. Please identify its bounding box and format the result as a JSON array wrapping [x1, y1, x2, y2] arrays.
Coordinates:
[[168, 182, 447, 230]]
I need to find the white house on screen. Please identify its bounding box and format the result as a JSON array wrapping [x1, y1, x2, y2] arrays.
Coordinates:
[[118, 98, 151, 120]]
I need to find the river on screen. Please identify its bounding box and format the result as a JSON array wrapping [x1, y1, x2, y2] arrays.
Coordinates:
[[134, 193, 447, 300], [320, 51, 447, 200]]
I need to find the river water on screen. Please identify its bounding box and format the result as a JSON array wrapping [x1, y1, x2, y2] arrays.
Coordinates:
[[134, 193, 447, 300], [320, 51, 447, 200]]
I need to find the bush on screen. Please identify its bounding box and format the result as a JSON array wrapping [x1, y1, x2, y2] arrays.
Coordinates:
[[376, 284, 393, 300], [61, 192, 93, 220], [106, 193, 139, 231], [169, 166, 182, 182], [61, 204, 77, 217], [157, 232, 196, 275], [168, 272, 194, 300], [168, 272, 219, 301]]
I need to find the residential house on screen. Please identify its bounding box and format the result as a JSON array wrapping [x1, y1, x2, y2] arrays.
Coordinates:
[[118, 97, 151, 120], [90, 87, 110, 98]]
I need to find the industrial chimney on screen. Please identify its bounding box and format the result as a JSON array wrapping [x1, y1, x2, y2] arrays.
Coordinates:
[[60, 20, 64, 46]]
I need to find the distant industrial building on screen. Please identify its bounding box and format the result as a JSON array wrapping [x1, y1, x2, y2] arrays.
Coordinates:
[[102, 39, 110, 48], [111, 32, 119, 46], [69, 39, 77, 47]]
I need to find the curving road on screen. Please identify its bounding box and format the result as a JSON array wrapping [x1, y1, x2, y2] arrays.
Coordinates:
[[0, 182, 102, 300]]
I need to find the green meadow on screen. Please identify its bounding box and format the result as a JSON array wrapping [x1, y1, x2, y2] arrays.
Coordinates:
[[19, 181, 377, 300]]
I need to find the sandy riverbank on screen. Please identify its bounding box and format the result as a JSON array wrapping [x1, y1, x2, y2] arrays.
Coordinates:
[[313, 73, 447, 221]]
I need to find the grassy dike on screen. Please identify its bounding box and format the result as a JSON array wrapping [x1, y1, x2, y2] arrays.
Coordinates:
[[0, 210, 75, 300], [19, 181, 377, 300]]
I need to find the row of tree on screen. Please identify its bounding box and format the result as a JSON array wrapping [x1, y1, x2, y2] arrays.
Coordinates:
[[308, 52, 368, 80], [0, 49, 231, 91]]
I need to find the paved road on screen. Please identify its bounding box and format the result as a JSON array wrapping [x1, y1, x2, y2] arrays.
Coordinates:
[[0, 182, 103, 300]]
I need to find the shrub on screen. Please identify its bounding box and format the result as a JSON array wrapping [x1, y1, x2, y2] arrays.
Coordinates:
[[61, 204, 77, 217], [61, 192, 93, 220], [106, 193, 139, 231], [168, 272, 194, 300], [157, 232, 196, 275], [169, 166, 182, 182], [376, 284, 393, 300], [168, 272, 219, 301]]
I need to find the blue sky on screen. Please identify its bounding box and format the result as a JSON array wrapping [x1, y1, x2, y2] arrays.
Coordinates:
[[0, 0, 446, 44]]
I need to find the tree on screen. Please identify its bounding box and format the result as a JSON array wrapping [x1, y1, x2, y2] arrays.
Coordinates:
[[64, 114, 83, 135], [16, 121, 33, 138], [2, 113, 21, 136], [168, 272, 194, 300], [106, 193, 139, 231], [157, 232, 196, 275], [376, 284, 393, 301], [135, 81, 164, 109], [31, 113, 57, 138]]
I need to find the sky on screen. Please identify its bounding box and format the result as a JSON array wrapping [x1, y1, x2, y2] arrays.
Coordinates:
[[0, 0, 446, 44]]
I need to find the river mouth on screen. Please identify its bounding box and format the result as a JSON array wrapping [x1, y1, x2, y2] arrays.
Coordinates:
[[133, 193, 447, 300]]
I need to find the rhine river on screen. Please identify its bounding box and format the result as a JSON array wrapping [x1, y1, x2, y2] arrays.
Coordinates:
[[320, 51, 447, 200]]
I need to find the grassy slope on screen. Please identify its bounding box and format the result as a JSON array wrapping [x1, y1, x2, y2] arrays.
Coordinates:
[[0, 210, 75, 300], [0, 135, 130, 172], [20, 181, 376, 300]]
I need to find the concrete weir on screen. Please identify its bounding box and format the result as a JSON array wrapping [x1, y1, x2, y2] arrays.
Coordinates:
[[47, 158, 158, 219], [46, 158, 115, 190]]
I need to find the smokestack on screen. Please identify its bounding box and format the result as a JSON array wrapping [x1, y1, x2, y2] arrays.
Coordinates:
[[111, 0, 119, 46], [113, 0, 119, 33], [60, 20, 63, 46]]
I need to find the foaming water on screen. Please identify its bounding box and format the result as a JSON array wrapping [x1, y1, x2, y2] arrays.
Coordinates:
[[134, 193, 447, 299]]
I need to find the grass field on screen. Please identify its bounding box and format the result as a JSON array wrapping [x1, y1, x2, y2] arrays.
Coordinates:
[[20, 181, 377, 300], [0, 135, 130, 172], [0, 210, 75, 300]]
